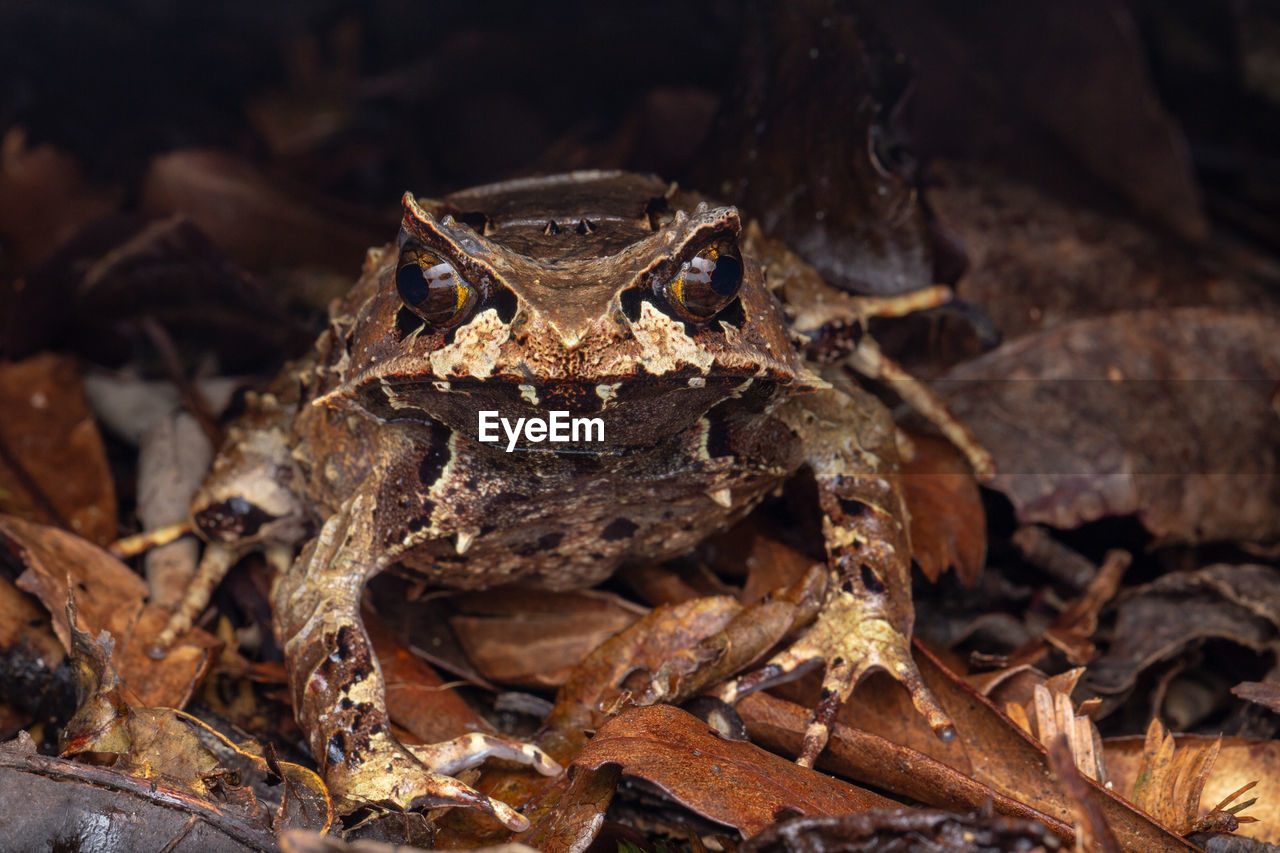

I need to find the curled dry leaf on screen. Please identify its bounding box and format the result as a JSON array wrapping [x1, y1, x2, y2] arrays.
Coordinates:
[[935, 309, 1280, 544], [546, 595, 743, 746], [1231, 681, 1280, 716], [644, 565, 828, 709], [3, 514, 220, 709], [573, 704, 898, 837], [0, 354, 117, 546], [1088, 565, 1280, 700]]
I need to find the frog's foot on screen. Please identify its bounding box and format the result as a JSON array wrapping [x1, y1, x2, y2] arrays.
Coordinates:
[[327, 729, 552, 831], [717, 589, 953, 767]]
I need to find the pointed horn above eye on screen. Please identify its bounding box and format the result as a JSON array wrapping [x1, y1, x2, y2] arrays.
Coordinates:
[[402, 192, 432, 220]]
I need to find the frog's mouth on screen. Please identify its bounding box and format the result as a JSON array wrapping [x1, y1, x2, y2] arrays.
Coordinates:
[[351, 370, 789, 451]]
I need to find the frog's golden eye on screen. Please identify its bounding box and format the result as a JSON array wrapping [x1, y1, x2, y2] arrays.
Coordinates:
[[658, 243, 744, 322], [396, 243, 479, 330]]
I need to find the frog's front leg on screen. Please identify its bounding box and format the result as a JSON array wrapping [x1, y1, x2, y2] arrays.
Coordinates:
[[718, 385, 953, 766], [274, 492, 559, 831]]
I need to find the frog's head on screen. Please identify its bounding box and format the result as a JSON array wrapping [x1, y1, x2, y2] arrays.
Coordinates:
[[326, 172, 818, 452]]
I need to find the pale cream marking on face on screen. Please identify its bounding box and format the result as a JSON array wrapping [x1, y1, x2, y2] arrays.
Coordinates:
[[433, 380, 451, 392], [687, 376, 706, 389], [429, 308, 508, 379], [518, 384, 541, 406], [630, 301, 716, 375]]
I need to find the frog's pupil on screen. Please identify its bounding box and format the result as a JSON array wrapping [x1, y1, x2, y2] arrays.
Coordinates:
[[709, 254, 742, 297], [397, 256, 467, 326], [396, 262, 434, 309]]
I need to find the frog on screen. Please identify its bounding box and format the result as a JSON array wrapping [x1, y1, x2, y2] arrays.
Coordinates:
[[153, 170, 987, 831]]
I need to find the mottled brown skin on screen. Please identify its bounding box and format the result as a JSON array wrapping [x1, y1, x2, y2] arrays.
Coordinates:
[[180, 171, 952, 830]]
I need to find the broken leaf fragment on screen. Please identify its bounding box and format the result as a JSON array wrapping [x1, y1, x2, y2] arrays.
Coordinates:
[[1127, 718, 1256, 837], [4, 514, 221, 708], [60, 607, 332, 835]]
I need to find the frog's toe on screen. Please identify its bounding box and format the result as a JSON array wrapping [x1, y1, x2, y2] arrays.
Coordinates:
[[405, 732, 562, 777]]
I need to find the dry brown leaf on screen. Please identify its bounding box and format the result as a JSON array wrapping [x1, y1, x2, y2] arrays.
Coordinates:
[[692, 1, 932, 297], [644, 565, 828, 709], [937, 309, 1280, 544], [726, 526, 820, 606], [900, 432, 987, 585], [141, 148, 385, 279], [574, 704, 898, 836], [520, 764, 620, 853], [0, 354, 117, 546], [923, 163, 1266, 347], [831, 643, 1201, 852], [738, 691, 1073, 840], [363, 607, 488, 746], [546, 595, 743, 746], [0, 129, 119, 268], [3, 514, 220, 708], [447, 588, 646, 688]]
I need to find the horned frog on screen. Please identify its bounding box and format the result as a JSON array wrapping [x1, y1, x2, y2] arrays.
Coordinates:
[[155, 171, 988, 830]]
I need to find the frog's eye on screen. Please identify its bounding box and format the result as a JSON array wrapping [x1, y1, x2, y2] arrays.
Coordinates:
[[396, 243, 479, 330], [658, 242, 744, 322]]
